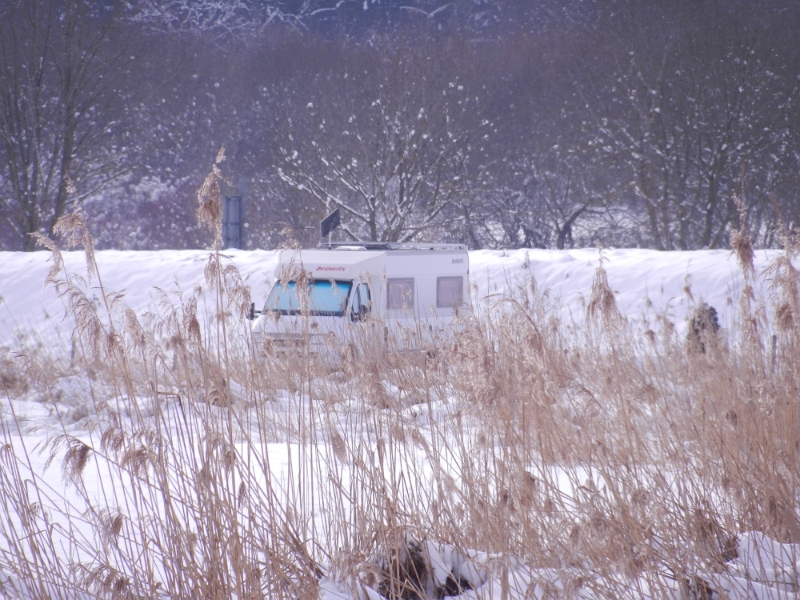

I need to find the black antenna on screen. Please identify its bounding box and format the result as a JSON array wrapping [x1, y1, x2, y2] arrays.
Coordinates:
[[320, 209, 341, 248]]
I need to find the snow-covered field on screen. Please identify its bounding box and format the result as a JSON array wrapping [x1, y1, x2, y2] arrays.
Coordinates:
[[1, 247, 799, 600]]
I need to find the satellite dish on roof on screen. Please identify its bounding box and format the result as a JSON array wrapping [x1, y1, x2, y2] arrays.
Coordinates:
[[320, 209, 341, 247]]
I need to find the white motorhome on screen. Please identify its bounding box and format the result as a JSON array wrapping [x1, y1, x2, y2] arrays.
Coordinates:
[[250, 242, 469, 356]]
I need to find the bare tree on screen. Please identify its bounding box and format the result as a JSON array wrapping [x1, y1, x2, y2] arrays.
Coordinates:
[[130, 0, 310, 37], [273, 38, 493, 243], [0, 0, 139, 250], [578, 0, 797, 250]]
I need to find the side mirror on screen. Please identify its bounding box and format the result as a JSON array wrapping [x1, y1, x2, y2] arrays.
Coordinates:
[[248, 302, 255, 320]]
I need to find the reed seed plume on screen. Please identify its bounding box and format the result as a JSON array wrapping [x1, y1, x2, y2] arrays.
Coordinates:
[[40, 434, 92, 488], [587, 264, 621, 328], [731, 194, 755, 279], [197, 146, 227, 249], [53, 211, 97, 283], [767, 254, 800, 335], [31, 232, 65, 287], [763, 204, 800, 338]]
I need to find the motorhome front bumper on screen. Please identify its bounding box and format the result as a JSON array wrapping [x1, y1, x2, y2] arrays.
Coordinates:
[[252, 331, 332, 355]]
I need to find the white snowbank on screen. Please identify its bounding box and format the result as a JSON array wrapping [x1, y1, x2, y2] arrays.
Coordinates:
[[470, 248, 790, 336], [1, 247, 793, 354]]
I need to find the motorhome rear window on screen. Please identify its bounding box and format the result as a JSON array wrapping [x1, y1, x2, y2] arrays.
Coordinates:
[[437, 276, 464, 308], [264, 280, 352, 316], [387, 278, 414, 310]]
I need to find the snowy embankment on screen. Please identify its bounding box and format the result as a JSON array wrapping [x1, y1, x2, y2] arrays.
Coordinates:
[[0, 249, 279, 352], [470, 247, 782, 336], [1, 247, 799, 600], [0, 246, 786, 350]]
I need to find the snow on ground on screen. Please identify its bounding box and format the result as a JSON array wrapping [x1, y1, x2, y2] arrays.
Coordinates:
[[1, 246, 799, 599]]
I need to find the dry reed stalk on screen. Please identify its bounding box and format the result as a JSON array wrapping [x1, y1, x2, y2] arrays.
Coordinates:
[[730, 194, 755, 281], [3, 204, 800, 598], [196, 146, 227, 250]]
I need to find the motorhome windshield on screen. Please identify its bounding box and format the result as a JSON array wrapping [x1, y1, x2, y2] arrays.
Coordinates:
[[263, 280, 352, 317]]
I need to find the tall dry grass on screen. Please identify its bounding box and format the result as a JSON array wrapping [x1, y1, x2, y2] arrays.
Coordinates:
[[1, 168, 798, 598]]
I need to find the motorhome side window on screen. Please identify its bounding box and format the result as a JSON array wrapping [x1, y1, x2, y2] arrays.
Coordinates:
[[387, 278, 414, 310], [437, 276, 464, 308]]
